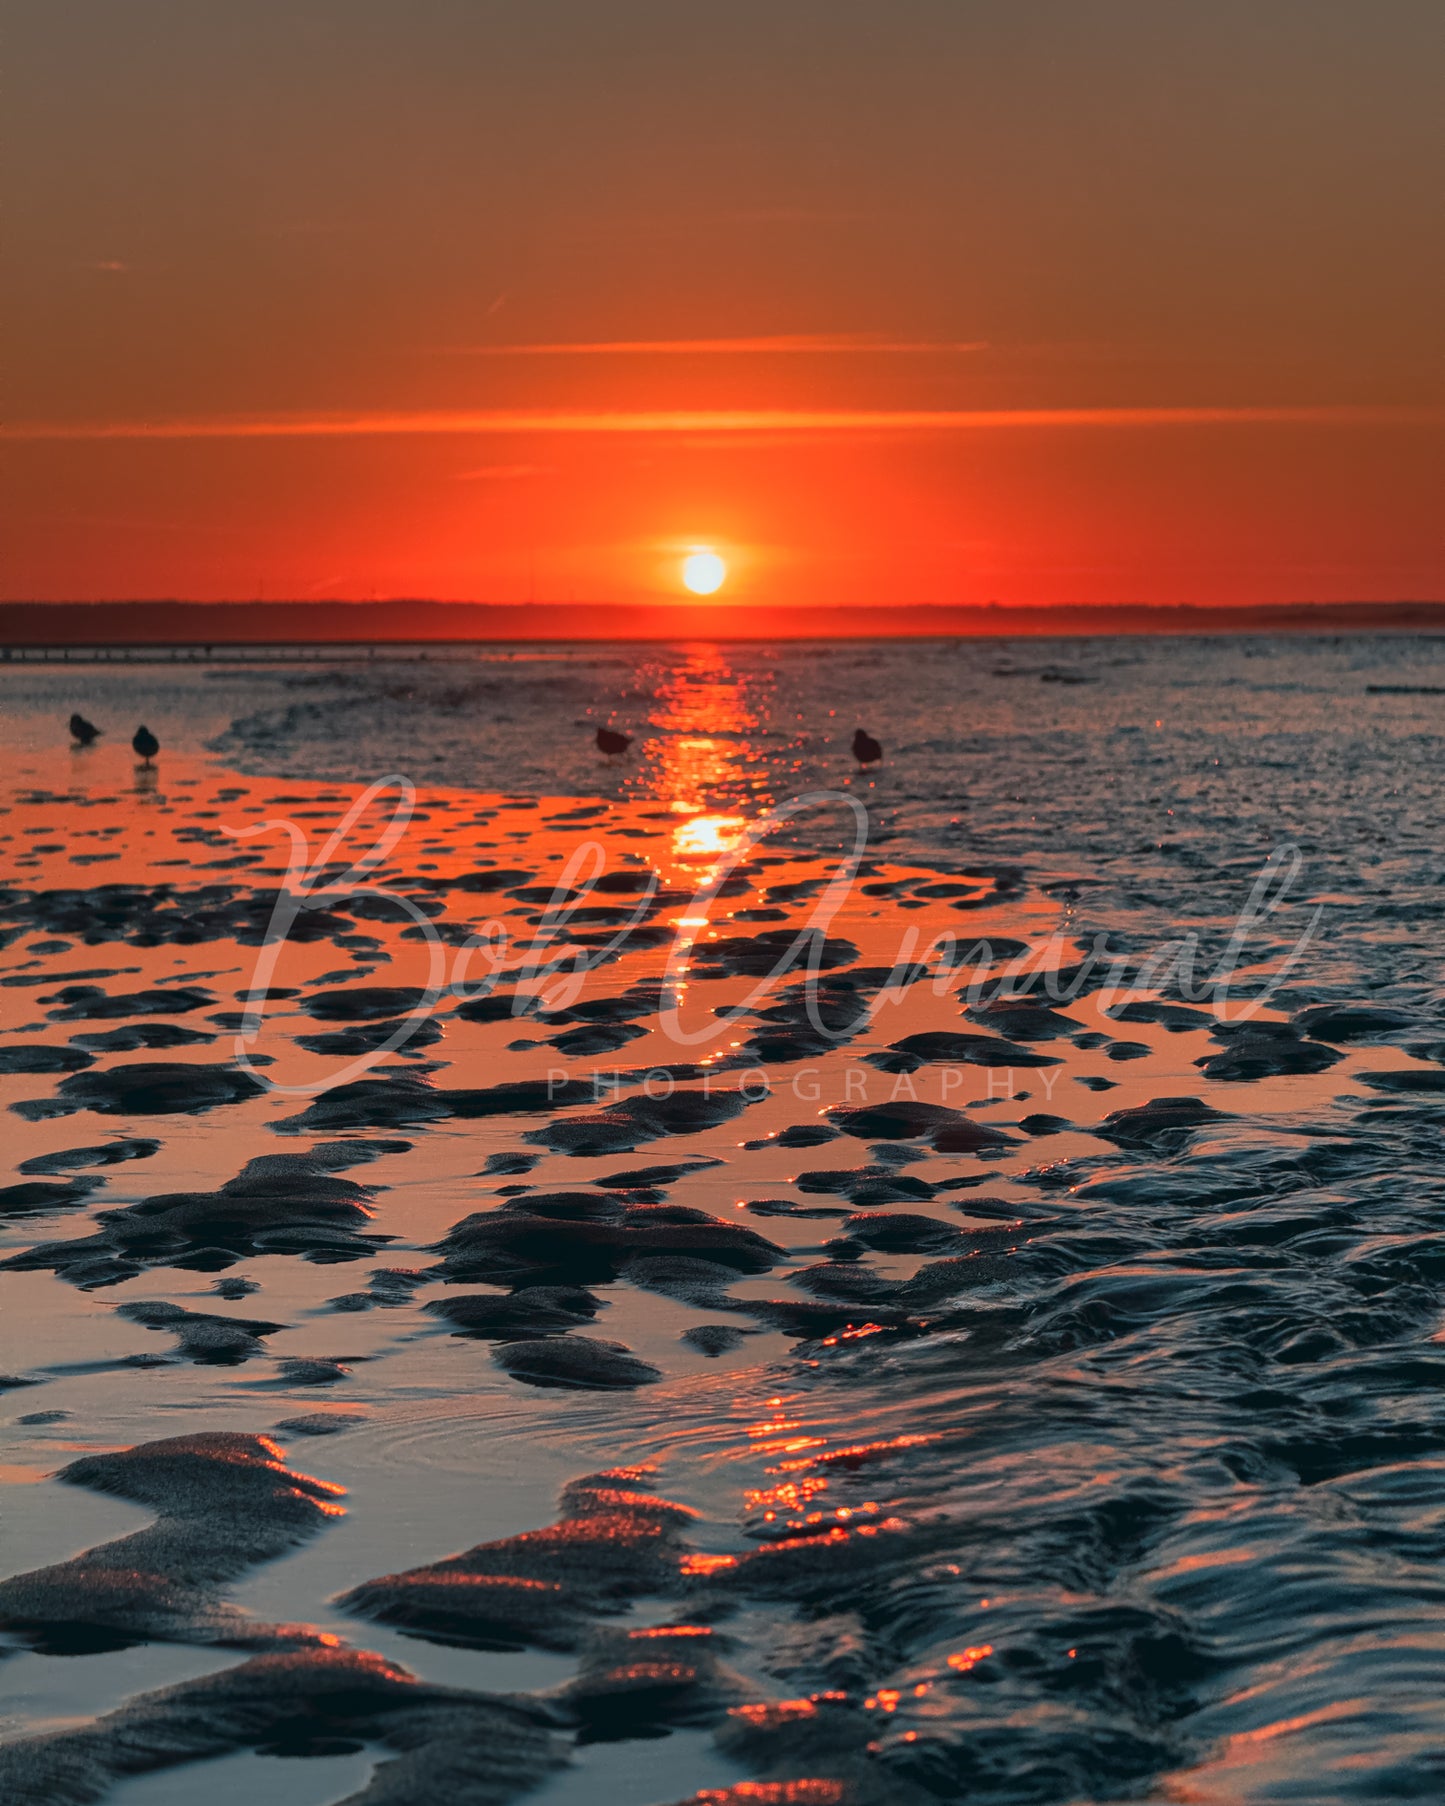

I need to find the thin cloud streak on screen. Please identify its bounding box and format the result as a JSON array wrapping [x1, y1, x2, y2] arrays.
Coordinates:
[[433, 334, 990, 356], [6, 406, 1439, 443]]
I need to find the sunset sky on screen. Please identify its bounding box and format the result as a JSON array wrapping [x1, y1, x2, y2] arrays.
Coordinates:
[[4, 1, 1443, 608]]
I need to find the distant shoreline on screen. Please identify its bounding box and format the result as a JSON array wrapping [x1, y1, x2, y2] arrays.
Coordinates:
[[1, 599, 1442, 648]]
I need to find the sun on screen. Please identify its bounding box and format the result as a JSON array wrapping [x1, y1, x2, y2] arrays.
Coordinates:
[[681, 550, 727, 595]]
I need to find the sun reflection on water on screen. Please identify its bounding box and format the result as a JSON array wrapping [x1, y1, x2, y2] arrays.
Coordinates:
[[623, 644, 775, 861], [673, 812, 748, 861]]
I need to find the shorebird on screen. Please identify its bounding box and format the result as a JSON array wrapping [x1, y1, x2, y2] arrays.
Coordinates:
[[69, 714, 101, 746], [852, 727, 883, 770], [596, 727, 632, 757], [132, 725, 160, 765]]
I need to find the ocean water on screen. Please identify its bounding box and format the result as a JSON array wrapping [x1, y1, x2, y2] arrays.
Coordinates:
[[0, 632, 1443, 1805]]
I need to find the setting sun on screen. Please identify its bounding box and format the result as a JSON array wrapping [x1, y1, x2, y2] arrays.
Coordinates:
[[681, 550, 727, 595]]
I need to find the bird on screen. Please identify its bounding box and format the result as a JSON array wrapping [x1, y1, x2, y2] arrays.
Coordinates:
[[69, 713, 101, 746], [132, 725, 160, 765], [852, 727, 883, 770], [596, 727, 632, 757]]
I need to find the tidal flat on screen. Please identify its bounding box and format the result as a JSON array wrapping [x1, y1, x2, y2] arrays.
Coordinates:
[[2, 636, 1443, 1805]]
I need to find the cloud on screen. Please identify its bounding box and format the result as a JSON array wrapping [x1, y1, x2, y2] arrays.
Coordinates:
[[5, 405, 1438, 442], [432, 333, 989, 357]]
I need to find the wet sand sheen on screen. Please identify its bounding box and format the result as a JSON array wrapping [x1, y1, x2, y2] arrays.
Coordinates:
[[1, 676, 1443, 1805]]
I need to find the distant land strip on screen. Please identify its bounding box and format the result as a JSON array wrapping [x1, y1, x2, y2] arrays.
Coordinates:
[[1, 601, 1443, 648]]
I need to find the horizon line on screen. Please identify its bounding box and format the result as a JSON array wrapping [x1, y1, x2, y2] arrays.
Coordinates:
[[5, 404, 1441, 443], [4, 598, 1441, 612], [429, 334, 992, 356]]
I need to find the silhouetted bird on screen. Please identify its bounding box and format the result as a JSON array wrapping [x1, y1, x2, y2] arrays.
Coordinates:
[[852, 727, 883, 769], [69, 713, 101, 746], [132, 725, 160, 765], [596, 727, 632, 757]]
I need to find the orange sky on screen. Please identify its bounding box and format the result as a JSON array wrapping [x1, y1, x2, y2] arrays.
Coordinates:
[[4, 1, 1443, 607]]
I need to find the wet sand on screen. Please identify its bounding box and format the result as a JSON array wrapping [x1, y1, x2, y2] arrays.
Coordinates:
[[2, 663, 1444, 1804]]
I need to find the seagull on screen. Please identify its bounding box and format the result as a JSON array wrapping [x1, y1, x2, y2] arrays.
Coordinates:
[[596, 727, 632, 757], [132, 725, 160, 765], [852, 727, 883, 770], [69, 713, 101, 746]]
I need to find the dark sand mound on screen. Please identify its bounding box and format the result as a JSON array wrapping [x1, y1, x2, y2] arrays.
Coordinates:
[[1106, 998, 1214, 1030], [1293, 1003, 1417, 1042], [69, 1021, 216, 1050], [687, 1690, 939, 1806], [337, 1468, 697, 1651], [563, 1623, 750, 1735], [0, 1431, 343, 1655], [270, 1074, 455, 1131], [621, 1253, 743, 1303], [295, 1014, 444, 1056], [963, 998, 1085, 1039], [46, 984, 214, 1020], [275, 1354, 356, 1386], [538, 989, 656, 1027], [795, 1166, 936, 1206], [492, 1334, 663, 1389], [1018, 1110, 1074, 1134], [273, 1072, 597, 1133], [1093, 1095, 1232, 1148], [1362, 1066, 1445, 1093], [0, 1043, 94, 1074], [783, 1242, 1018, 1312], [743, 1196, 852, 1219], [274, 1410, 369, 1436], [0, 1646, 567, 1806], [501, 1190, 628, 1221], [450, 866, 535, 891], [116, 1300, 286, 1364], [867, 1030, 1061, 1073], [591, 1158, 725, 1189], [302, 985, 434, 1020], [682, 1323, 750, 1354], [482, 1149, 541, 1174], [432, 1198, 783, 1288], [12, 1060, 265, 1121], [832, 1211, 970, 1254], [426, 1285, 602, 1338], [766, 1123, 844, 1149], [0, 880, 368, 952], [456, 990, 537, 1023], [523, 1085, 760, 1156], [826, 1100, 1018, 1152], [706, 1516, 919, 1607], [3, 1151, 386, 1285], [0, 1177, 102, 1216], [728, 1297, 918, 1339], [740, 1025, 839, 1063], [1195, 1021, 1344, 1080], [786, 1262, 905, 1308], [733, 977, 886, 1061], [687, 929, 859, 979], [546, 1019, 650, 1055], [20, 1136, 160, 1173]]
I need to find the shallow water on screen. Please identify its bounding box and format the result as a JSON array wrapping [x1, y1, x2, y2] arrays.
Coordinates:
[[1, 634, 1443, 1805]]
